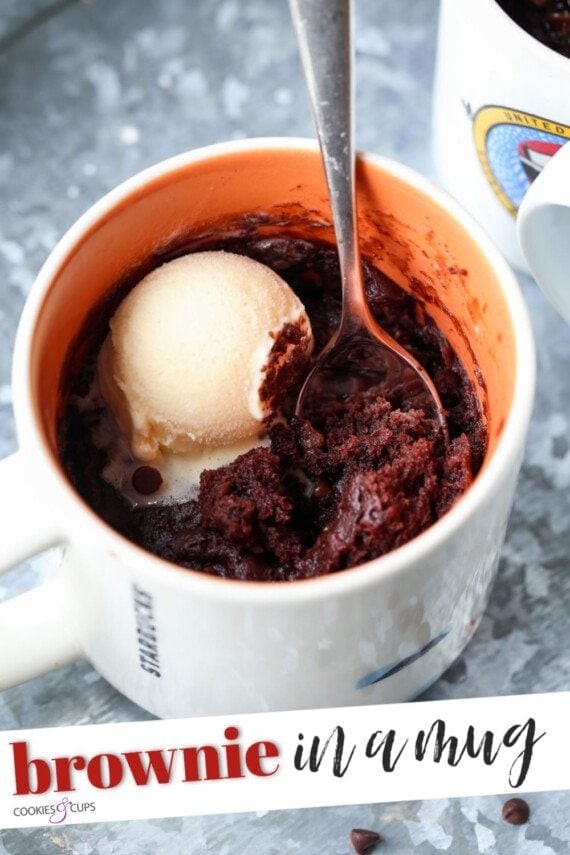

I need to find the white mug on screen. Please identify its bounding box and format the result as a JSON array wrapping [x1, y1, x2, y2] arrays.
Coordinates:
[[433, 0, 570, 284], [0, 139, 535, 719]]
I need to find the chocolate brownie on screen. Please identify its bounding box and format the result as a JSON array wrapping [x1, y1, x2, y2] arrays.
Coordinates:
[[497, 0, 570, 57], [59, 235, 486, 581]]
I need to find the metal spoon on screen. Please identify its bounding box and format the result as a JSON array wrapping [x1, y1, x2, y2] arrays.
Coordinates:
[[289, 0, 447, 436]]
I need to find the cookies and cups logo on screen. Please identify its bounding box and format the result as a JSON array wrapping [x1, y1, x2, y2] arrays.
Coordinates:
[[11, 797, 96, 824], [473, 105, 570, 215]]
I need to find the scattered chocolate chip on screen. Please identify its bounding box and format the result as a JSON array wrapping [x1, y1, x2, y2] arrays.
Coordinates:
[[132, 466, 163, 495], [349, 828, 382, 853], [502, 797, 530, 825]]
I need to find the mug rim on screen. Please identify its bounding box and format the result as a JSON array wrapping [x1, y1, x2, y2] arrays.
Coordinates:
[[11, 137, 536, 604]]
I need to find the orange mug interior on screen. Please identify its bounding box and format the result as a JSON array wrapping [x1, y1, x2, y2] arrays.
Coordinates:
[[31, 145, 516, 472]]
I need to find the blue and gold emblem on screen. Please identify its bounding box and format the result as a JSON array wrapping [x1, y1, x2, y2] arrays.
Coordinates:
[[473, 105, 570, 215]]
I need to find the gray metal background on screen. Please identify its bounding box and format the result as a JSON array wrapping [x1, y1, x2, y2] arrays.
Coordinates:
[[0, 0, 568, 851]]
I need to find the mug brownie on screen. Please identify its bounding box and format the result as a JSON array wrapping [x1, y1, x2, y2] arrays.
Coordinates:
[[497, 0, 570, 57], [59, 231, 486, 582]]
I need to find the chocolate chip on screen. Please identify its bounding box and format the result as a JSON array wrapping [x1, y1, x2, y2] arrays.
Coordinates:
[[132, 466, 163, 495], [349, 828, 382, 853], [312, 478, 332, 500], [502, 797, 530, 825]]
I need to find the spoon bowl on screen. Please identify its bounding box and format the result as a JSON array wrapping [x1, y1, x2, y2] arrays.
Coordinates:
[[296, 328, 446, 435]]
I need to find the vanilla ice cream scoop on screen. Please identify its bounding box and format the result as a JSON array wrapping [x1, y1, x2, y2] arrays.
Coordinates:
[[98, 250, 313, 461]]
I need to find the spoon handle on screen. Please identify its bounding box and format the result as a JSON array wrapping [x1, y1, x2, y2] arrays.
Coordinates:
[[289, 0, 368, 329]]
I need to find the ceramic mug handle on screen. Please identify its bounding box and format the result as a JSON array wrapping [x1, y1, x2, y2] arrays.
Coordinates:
[[517, 141, 570, 324], [0, 452, 63, 570], [0, 452, 81, 689]]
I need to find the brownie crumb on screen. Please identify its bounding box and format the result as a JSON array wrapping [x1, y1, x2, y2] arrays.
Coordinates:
[[349, 827, 382, 853], [259, 319, 312, 414], [502, 797, 530, 825]]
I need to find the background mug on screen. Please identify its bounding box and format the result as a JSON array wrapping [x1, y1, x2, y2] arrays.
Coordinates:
[[433, 0, 570, 290], [0, 139, 535, 719]]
